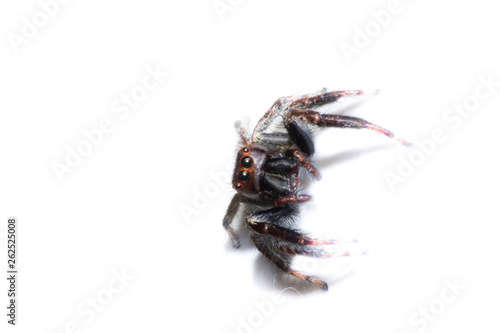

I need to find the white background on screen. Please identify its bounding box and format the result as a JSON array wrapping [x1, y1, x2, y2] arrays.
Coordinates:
[[1, 0, 500, 332]]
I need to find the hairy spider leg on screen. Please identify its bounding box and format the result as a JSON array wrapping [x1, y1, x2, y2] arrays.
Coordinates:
[[234, 120, 251, 145], [289, 109, 412, 147], [248, 215, 346, 246], [252, 90, 378, 142], [247, 205, 360, 290], [289, 89, 380, 109], [249, 218, 364, 259], [252, 236, 328, 290], [275, 243, 355, 260], [252, 97, 289, 141], [287, 149, 321, 180], [274, 194, 311, 206], [223, 194, 241, 248]]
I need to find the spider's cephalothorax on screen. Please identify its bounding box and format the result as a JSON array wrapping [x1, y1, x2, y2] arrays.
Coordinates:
[[223, 89, 411, 290], [232, 145, 301, 205]]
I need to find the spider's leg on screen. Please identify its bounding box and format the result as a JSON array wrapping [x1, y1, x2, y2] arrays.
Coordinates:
[[223, 194, 242, 248], [252, 236, 329, 290], [287, 149, 321, 180], [274, 194, 311, 206], [252, 93, 307, 141], [252, 132, 290, 146], [275, 242, 361, 259], [253, 89, 379, 142], [251, 98, 287, 141], [248, 215, 355, 247], [248, 206, 362, 256], [289, 109, 412, 147], [247, 205, 329, 290], [289, 89, 379, 109], [234, 120, 250, 146]]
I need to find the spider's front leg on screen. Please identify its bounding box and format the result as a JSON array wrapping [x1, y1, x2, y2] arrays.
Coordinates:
[[289, 89, 380, 109], [223, 194, 242, 248], [287, 109, 412, 147], [251, 89, 372, 141]]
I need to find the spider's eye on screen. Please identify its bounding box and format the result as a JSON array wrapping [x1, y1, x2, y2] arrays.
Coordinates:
[[234, 183, 242, 190], [238, 170, 251, 182], [241, 156, 253, 168], [242, 147, 250, 153]]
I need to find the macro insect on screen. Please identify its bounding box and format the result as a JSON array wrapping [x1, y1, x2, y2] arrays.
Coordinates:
[[223, 89, 410, 290]]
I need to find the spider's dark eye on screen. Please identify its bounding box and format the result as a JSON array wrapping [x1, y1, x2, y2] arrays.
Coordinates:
[[238, 170, 251, 182], [241, 156, 253, 168], [234, 183, 242, 190], [242, 147, 250, 153]]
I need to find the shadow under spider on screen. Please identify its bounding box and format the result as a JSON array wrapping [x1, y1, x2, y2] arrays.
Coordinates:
[[252, 254, 358, 295], [314, 143, 396, 170]]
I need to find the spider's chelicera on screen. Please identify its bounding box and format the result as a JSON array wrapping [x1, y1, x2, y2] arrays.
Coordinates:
[[223, 89, 410, 290]]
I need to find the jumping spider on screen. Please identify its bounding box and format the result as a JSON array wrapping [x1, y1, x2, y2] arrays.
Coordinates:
[[223, 89, 410, 290]]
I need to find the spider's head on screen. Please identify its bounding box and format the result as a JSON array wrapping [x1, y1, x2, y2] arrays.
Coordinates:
[[232, 145, 266, 197]]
